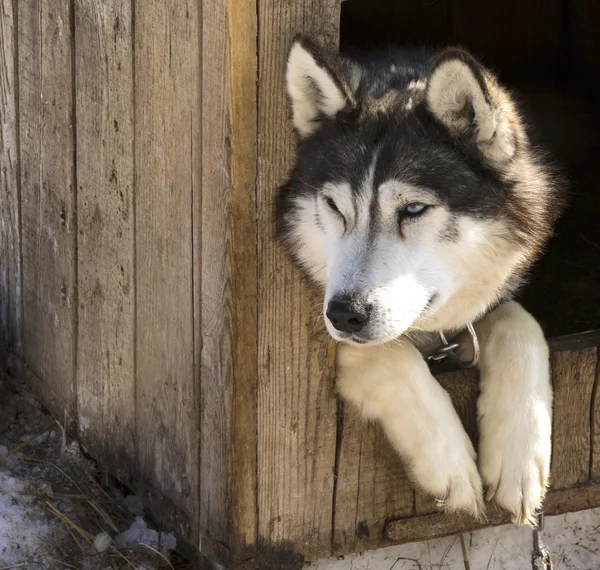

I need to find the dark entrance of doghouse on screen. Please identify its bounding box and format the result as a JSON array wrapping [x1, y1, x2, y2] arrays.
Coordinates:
[[340, 0, 600, 338]]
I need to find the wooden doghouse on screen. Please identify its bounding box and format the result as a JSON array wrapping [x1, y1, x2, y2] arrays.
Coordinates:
[[1, 1, 599, 568]]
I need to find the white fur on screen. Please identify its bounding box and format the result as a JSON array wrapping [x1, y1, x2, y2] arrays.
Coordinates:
[[286, 42, 347, 137], [337, 340, 484, 517], [289, 171, 527, 345], [472, 301, 552, 525], [281, 47, 556, 523], [427, 60, 516, 164]]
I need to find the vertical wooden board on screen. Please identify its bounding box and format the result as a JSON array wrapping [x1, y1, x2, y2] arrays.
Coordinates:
[[134, 0, 200, 537], [18, 0, 76, 422], [0, 0, 21, 367], [451, 0, 563, 81], [551, 347, 597, 488], [332, 404, 414, 556], [589, 347, 600, 480], [197, 0, 230, 559], [257, 1, 340, 561], [199, 0, 259, 561], [74, 0, 135, 482]]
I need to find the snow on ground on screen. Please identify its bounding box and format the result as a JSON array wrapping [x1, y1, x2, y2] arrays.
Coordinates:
[[0, 374, 186, 569], [0, 470, 59, 567]]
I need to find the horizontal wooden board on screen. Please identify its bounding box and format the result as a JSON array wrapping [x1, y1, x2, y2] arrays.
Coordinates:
[[386, 483, 600, 545]]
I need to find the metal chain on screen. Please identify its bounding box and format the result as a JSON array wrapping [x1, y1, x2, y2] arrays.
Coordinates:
[[427, 322, 480, 369], [532, 513, 554, 569]]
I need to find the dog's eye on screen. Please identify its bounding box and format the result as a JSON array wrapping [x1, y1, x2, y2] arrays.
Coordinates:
[[403, 203, 430, 218], [325, 197, 342, 216]]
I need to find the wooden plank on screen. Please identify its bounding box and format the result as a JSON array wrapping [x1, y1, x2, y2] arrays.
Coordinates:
[[257, 1, 341, 561], [134, 0, 200, 538], [551, 347, 597, 488], [74, 0, 135, 483], [332, 404, 414, 556], [386, 483, 600, 546], [198, 0, 259, 563], [0, 0, 22, 369], [18, 0, 76, 423]]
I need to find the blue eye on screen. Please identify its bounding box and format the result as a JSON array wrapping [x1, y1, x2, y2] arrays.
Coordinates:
[[405, 203, 430, 216]]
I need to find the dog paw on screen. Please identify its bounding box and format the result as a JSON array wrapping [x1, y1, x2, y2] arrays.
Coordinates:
[[479, 411, 551, 526], [410, 424, 485, 519]]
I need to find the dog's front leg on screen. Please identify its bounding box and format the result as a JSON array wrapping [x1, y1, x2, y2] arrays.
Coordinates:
[[474, 301, 552, 525], [337, 340, 484, 517]]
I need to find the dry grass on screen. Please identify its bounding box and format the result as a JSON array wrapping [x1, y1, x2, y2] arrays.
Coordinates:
[[0, 378, 193, 570]]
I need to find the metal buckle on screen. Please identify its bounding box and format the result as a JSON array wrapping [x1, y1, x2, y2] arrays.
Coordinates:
[[427, 322, 480, 369]]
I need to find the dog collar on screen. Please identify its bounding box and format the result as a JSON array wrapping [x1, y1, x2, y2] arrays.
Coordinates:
[[427, 322, 480, 369]]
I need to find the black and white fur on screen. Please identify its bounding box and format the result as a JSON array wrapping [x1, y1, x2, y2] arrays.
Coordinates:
[[276, 37, 565, 525]]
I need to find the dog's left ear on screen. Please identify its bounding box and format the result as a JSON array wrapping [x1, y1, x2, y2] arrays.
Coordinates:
[[286, 36, 354, 138], [426, 48, 518, 166]]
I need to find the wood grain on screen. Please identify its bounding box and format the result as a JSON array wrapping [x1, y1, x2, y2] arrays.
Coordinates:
[[332, 404, 414, 556], [0, 0, 21, 369], [18, 0, 76, 423], [134, 0, 200, 538], [199, 0, 259, 562], [74, 0, 135, 484], [551, 347, 597, 488], [386, 483, 600, 546], [256, 1, 341, 561]]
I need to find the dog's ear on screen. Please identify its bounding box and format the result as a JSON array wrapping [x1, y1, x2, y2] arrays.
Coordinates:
[[286, 36, 354, 138], [426, 48, 518, 166]]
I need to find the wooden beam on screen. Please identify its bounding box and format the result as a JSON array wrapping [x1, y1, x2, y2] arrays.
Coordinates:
[[386, 483, 600, 545], [551, 347, 597, 488], [257, 0, 341, 561], [18, 0, 76, 424], [74, 0, 135, 486], [199, 0, 259, 563], [134, 0, 200, 539]]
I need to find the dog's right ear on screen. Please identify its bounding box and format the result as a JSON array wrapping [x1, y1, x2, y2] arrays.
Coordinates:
[[286, 36, 354, 138]]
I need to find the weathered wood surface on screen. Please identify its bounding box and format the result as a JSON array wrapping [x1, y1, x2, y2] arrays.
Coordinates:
[[332, 342, 600, 558], [18, 0, 77, 424], [199, 0, 258, 563], [0, 0, 21, 371], [134, 1, 200, 538], [74, 0, 135, 485], [386, 483, 600, 545], [3, 0, 600, 567], [551, 347, 597, 488], [256, 0, 341, 562]]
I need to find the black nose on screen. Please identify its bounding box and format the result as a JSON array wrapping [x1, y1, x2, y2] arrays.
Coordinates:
[[326, 298, 371, 333]]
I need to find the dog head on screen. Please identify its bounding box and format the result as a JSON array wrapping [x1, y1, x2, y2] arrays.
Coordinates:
[[276, 38, 563, 346]]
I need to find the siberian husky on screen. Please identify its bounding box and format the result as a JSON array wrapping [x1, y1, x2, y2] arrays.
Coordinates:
[[275, 37, 566, 525]]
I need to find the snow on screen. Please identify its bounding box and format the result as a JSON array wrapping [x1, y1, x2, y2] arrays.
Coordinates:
[[121, 516, 177, 553], [0, 471, 56, 567]]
